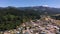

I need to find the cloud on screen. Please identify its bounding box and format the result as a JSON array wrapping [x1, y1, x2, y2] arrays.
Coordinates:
[[42, 5, 48, 7]]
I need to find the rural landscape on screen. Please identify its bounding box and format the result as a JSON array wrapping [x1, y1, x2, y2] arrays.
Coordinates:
[[0, 0, 60, 34], [0, 6, 60, 34]]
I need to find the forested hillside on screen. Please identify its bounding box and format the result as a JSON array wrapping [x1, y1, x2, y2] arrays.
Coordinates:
[[0, 6, 40, 31], [0, 6, 60, 31]]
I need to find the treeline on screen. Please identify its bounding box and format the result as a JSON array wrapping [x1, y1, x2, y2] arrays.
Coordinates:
[[0, 6, 41, 31], [51, 15, 60, 20]]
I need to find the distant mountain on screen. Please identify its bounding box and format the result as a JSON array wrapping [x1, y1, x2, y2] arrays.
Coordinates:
[[0, 6, 60, 15], [18, 6, 60, 15]]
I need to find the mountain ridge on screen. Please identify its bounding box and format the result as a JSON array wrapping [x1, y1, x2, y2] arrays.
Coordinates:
[[0, 6, 60, 15]]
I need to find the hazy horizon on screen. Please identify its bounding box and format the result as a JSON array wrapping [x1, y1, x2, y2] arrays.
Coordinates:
[[0, 0, 60, 8]]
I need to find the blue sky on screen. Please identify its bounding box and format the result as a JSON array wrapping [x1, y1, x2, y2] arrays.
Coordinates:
[[0, 0, 60, 8]]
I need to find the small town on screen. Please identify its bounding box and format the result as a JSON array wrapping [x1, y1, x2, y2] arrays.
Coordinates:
[[0, 16, 60, 34]]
